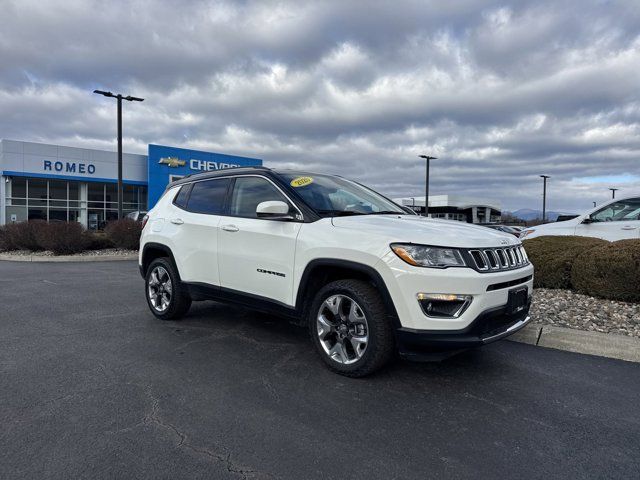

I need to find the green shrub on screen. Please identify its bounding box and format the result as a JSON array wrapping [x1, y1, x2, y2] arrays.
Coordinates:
[[571, 239, 640, 302], [0, 220, 46, 251], [523, 236, 608, 289], [34, 221, 89, 255], [104, 218, 142, 250], [84, 231, 115, 250]]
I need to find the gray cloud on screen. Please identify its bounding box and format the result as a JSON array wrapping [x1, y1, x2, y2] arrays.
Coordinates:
[[1, 0, 640, 212]]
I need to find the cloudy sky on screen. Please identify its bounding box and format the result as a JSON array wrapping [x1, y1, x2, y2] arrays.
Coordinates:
[[1, 0, 639, 212]]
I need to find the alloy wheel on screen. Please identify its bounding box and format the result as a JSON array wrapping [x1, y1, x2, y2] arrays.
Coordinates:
[[316, 294, 369, 364], [147, 266, 172, 313]]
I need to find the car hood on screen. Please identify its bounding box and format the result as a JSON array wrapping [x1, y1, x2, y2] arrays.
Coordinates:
[[331, 215, 519, 248]]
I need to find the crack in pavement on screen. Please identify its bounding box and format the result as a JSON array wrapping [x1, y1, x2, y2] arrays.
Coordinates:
[[7, 380, 273, 479], [140, 384, 275, 479]]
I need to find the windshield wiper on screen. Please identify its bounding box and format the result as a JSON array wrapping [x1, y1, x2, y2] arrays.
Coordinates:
[[316, 210, 364, 217], [367, 210, 405, 215]]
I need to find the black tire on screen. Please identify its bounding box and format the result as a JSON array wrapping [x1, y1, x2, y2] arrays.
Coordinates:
[[308, 279, 395, 377], [145, 257, 192, 320]]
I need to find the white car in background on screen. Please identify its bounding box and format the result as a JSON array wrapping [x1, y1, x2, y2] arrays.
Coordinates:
[[520, 195, 640, 241]]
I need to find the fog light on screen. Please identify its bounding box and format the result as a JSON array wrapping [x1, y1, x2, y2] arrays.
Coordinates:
[[417, 293, 472, 318]]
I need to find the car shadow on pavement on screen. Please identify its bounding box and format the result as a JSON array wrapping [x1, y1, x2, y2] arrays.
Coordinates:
[[166, 299, 503, 382]]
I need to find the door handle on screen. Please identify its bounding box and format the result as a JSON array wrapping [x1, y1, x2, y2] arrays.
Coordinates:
[[221, 224, 239, 232], [621, 226, 638, 230], [170, 218, 184, 225]]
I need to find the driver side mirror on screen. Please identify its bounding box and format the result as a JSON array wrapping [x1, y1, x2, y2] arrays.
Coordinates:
[[256, 201, 296, 221], [581, 217, 593, 224]]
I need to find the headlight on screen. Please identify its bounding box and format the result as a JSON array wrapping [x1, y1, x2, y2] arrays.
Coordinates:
[[519, 229, 535, 239], [390, 244, 466, 268]]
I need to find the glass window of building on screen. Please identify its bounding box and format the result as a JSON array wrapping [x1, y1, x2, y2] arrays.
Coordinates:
[[11, 177, 27, 201], [5, 177, 148, 229]]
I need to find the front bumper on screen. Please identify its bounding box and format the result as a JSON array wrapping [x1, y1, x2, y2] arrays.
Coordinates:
[[377, 251, 534, 331], [396, 300, 532, 361]]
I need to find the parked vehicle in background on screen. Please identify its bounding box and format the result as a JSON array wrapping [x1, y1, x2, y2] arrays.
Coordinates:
[[398, 204, 419, 215], [520, 196, 640, 241], [126, 210, 148, 222], [484, 224, 521, 237], [139, 167, 533, 377]]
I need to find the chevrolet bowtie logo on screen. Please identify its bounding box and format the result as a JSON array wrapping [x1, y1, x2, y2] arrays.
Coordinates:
[[158, 157, 186, 168]]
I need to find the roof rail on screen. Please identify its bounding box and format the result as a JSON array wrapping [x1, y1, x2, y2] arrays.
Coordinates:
[[165, 165, 272, 188], [238, 166, 272, 173]]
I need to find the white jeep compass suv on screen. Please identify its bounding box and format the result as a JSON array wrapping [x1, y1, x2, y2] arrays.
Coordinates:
[[139, 167, 534, 377]]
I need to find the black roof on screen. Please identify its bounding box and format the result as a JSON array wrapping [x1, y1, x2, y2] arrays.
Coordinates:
[[167, 165, 272, 188], [167, 166, 334, 190]]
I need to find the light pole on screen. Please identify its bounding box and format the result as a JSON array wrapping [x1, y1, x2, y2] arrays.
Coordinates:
[[93, 89, 144, 219], [592, 201, 596, 208], [609, 188, 618, 199], [540, 175, 550, 223], [419, 155, 437, 217]]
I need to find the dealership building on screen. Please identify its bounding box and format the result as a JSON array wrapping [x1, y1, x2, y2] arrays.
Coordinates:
[[0, 139, 262, 229], [394, 195, 502, 224]]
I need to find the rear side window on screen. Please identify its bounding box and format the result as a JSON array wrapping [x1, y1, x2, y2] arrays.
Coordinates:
[[186, 179, 230, 215], [173, 185, 191, 209]]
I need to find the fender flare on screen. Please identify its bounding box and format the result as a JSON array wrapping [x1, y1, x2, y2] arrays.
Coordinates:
[[295, 258, 400, 325], [140, 242, 179, 278]]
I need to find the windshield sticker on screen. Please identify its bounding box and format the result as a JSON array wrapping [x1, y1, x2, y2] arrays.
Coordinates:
[[290, 176, 314, 188]]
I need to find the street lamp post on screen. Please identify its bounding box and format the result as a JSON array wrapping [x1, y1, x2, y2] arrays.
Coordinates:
[[540, 175, 550, 223], [93, 90, 144, 219], [419, 155, 437, 217], [609, 188, 618, 199]]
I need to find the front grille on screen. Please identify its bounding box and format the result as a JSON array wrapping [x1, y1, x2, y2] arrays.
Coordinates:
[[468, 245, 529, 272]]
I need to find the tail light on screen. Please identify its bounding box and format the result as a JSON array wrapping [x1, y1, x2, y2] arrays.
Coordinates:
[[141, 214, 149, 230]]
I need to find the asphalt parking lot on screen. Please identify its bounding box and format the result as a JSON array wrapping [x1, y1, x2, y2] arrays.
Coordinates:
[[1, 261, 639, 479]]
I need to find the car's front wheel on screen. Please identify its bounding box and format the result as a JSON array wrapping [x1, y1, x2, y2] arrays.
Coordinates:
[[309, 279, 395, 377], [145, 258, 191, 320]]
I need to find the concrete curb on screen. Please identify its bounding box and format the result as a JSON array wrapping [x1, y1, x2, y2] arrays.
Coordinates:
[[508, 323, 640, 363], [0, 253, 138, 263]]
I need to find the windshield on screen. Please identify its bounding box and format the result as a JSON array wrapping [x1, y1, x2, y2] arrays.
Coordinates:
[[278, 173, 406, 217], [591, 198, 640, 222]]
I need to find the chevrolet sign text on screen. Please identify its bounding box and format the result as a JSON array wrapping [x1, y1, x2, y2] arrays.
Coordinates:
[[190, 159, 240, 171]]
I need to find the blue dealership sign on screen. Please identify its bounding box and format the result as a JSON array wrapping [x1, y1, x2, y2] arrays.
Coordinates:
[[147, 144, 262, 208]]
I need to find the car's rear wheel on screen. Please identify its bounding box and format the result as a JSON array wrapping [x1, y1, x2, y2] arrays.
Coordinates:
[[145, 258, 191, 320], [309, 279, 395, 377]]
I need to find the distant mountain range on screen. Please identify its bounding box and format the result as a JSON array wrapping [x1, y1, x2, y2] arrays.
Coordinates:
[[504, 208, 577, 221]]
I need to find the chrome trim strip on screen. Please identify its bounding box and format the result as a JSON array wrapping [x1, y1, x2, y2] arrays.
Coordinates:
[[496, 249, 508, 267], [482, 315, 532, 344], [469, 250, 489, 270], [514, 247, 523, 264], [169, 173, 305, 221], [479, 250, 491, 270], [484, 249, 499, 269], [417, 294, 473, 319]]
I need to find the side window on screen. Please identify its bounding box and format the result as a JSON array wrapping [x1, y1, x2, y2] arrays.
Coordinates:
[[186, 178, 230, 215], [591, 198, 640, 222], [172, 184, 191, 209], [229, 177, 290, 218]]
